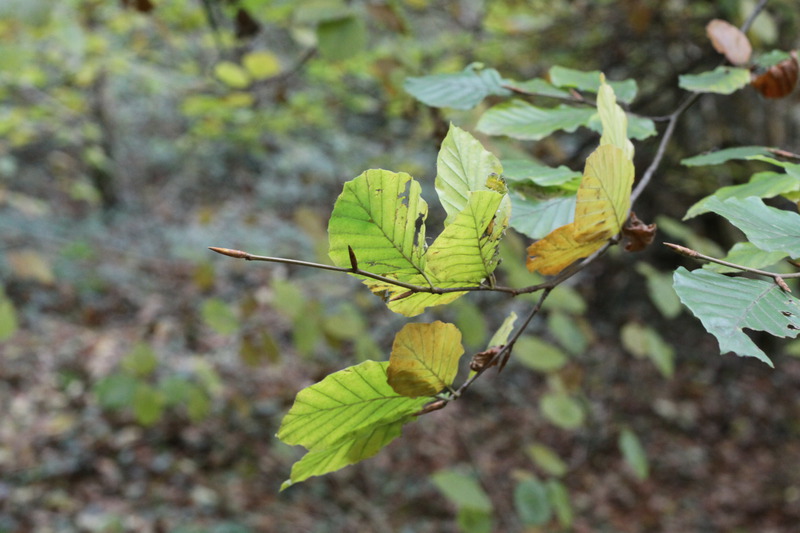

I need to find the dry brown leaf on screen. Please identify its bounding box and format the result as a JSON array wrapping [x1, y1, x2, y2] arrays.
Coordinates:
[[751, 51, 799, 99], [622, 212, 657, 252], [706, 19, 752, 66]]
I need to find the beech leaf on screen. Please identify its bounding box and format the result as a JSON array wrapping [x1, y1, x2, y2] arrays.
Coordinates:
[[527, 79, 634, 275], [704, 196, 800, 256], [679, 67, 751, 94], [404, 65, 512, 110], [681, 145, 775, 167], [387, 321, 465, 398], [435, 124, 508, 224], [706, 19, 752, 66], [277, 360, 428, 488], [673, 267, 800, 366], [685, 171, 800, 219], [477, 100, 595, 141], [527, 144, 634, 274], [427, 190, 507, 282]]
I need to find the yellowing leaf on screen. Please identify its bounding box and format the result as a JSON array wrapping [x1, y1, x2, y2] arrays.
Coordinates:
[[597, 75, 634, 159], [242, 51, 281, 80], [526, 224, 606, 275], [7, 249, 55, 284], [573, 143, 634, 240], [527, 145, 634, 274], [388, 321, 464, 397]]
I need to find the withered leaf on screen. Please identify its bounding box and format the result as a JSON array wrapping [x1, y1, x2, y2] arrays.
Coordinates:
[[469, 345, 503, 372], [622, 212, 657, 252], [752, 51, 799, 99], [706, 19, 752, 66]]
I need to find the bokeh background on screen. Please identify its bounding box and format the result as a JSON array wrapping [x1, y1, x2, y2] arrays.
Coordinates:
[[2, 1, 800, 531]]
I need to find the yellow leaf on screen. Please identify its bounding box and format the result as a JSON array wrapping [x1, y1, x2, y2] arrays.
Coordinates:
[[242, 51, 281, 80], [597, 75, 634, 159], [7, 249, 55, 284], [573, 144, 634, 240], [387, 321, 464, 398], [527, 144, 634, 275], [526, 224, 606, 275]]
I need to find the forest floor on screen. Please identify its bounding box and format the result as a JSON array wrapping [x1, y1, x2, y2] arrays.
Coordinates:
[[2, 164, 800, 533]]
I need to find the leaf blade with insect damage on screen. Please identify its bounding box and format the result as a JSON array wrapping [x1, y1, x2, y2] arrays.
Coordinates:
[[673, 267, 800, 366]]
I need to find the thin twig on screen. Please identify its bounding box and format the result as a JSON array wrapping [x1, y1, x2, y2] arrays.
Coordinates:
[[208, 246, 524, 295], [664, 242, 797, 290], [741, 0, 769, 33]]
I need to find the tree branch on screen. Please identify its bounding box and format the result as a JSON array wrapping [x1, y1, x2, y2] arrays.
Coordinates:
[[664, 242, 797, 291]]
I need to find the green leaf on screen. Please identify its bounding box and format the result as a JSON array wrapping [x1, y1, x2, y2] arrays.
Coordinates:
[[387, 321, 464, 397], [0, 288, 18, 341], [509, 193, 577, 240], [620, 322, 675, 378], [202, 298, 240, 336], [514, 336, 568, 372], [242, 50, 281, 80], [673, 267, 800, 366], [477, 100, 595, 140], [678, 66, 751, 94], [430, 469, 493, 511], [502, 159, 582, 189], [548, 66, 638, 103], [754, 50, 792, 68], [454, 301, 488, 349], [635, 263, 683, 319], [548, 312, 588, 355], [426, 190, 507, 282], [685, 171, 800, 219], [596, 75, 634, 159], [546, 480, 574, 527], [503, 77, 571, 99], [214, 61, 251, 88], [93, 373, 138, 410], [540, 392, 585, 429], [625, 114, 657, 141], [514, 477, 552, 526], [681, 145, 775, 166], [328, 168, 504, 315], [526, 443, 568, 477], [705, 197, 800, 256], [327, 169, 445, 316], [404, 66, 512, 110], [435, 124, 506, 224], [133, 382, 165, 426], [703, 242, 788, 274], [317, 15, 366, 61], [543, 285, 587, 314], [282, 419, 405, 490], [487, 311, 518, 347], [619, 428, 649, 480], [457, 508, 493, 533], [277, 361, 427, 487], [121, 343, 158, 378]]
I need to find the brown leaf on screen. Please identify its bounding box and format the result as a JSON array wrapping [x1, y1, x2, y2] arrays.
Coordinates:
[[622, 212, 657, 252], [120, 0, 154, 13], [751, 51, 799, 99], [469, 346, 503, 372], [706, 19, 752, 66]]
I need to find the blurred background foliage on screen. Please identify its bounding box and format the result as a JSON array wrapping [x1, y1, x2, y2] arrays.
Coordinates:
[[1, 0, 800, 531]]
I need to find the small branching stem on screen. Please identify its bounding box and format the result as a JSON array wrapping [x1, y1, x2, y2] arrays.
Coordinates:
[[664, 242, 799, 291]]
